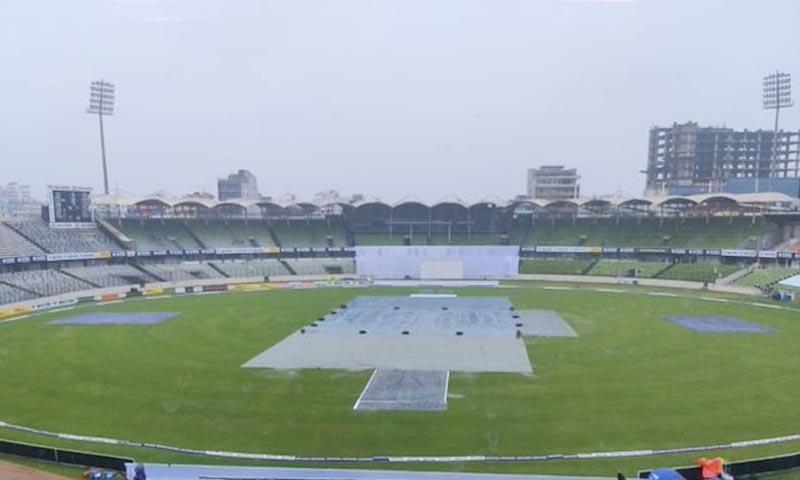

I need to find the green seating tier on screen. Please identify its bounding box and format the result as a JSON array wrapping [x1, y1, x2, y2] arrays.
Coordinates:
[[587, 260, 668, 278], [655, 263, 742, 283], [428, 234, 502, 245], [519, 259, 594, 275], [186, 220, 275, 248], [270, 220, 347, 247], [735, 267, 798, 288], [354, 234, 425, 246], [525, 217, 774, 249], [118, 219, 201, 251]]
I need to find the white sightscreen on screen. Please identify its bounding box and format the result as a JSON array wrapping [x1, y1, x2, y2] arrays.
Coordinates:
[[419, 259, 464, 279], [355, 246, 519, 278]]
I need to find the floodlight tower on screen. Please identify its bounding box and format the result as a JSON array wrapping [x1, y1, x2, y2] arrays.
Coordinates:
[[762, 71, 793, 192], [87, 79, 115, 195]]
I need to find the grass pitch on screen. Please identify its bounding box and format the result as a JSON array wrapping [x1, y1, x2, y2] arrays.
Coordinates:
[[1, 284, 799, 475]]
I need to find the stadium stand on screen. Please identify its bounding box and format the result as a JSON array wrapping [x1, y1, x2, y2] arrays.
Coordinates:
[[0, 270, 95, 297], [184, 220, 276, 248], [116, 219, 201, 251], [63, 264, 153, 288], [587, 259, 669, 278], [282, 257, 356, 275], [520, 257, 754, 283], [5, 219, 121, 253], [2, 215, 758, 252], [734, 267, 798, 288], [508, 221, 531, 246], [354, 234, 426, 246], [0, 201, 794, 306], [139, 262, 222, 282], [223, 220, 277, 247], [0, 222, 44, 257], [519, 258, 594, 275], [210, 259, 290, 278], [270, 220, 347, 247], [655, 262, 743, 283], [0, 282, 38, 305], [428, 234, 503, 245], [523, 217, 774, 248]]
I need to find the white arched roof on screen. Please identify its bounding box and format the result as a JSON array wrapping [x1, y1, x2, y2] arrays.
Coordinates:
[[93, 194, 139, 207], [473, 194, 508, 207], [94, 192, 800, 213], [213, 199, 253, 209], [688, 193, 739, 205], [173, 197, 216, 209], [134, 196, 174, 207], [432, 196, 471, 208], [393, 196, 428, 208], [350, 195, 387, 208], [647, 196, 699, 207], [734, 192, 798, 205]]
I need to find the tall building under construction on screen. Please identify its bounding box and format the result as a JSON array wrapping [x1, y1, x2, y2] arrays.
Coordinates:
[[644, 122, 800, 197]]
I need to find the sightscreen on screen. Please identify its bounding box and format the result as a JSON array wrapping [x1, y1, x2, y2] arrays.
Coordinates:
[[355, 246, 519, 278], [419, 259, 463, 279]]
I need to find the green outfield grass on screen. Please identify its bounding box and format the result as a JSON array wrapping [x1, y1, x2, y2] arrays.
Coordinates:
[[1, 285, 799, 476]]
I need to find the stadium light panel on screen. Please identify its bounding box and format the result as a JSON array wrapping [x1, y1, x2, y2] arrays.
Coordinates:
[[761, 71, 794, 193]]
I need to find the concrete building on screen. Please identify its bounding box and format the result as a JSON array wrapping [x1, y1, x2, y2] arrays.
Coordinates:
[[217, 169, 260, 200], [0, 182, 40, 219], [527, 166, 580, 200], [644, 122, 800, 197]]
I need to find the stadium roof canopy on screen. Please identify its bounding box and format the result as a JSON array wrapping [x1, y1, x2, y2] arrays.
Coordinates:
[[93, 191, 800, 216], [730, 191, 798, 206]]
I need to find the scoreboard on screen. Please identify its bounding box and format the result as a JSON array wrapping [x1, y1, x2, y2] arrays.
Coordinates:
[[48, 186, 94, 228]]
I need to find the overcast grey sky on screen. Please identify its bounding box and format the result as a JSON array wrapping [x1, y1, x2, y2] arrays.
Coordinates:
[[2, 0, 799, 202]]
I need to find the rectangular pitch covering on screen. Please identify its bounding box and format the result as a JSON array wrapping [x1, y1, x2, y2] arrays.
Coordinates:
[[242, 296, 532, 373], [354, 369, 448, 412], [49, 312, 178, 326], [664, 316, 774, 334], [514, 310, 577, 337]]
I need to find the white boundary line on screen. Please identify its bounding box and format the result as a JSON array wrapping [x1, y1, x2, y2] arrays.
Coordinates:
[[48, 306, 75, 314], [352, 369, 379, 411], [1, 419, 799, 463], [100, 299, 124, 305], [526, 283, 800, 315]]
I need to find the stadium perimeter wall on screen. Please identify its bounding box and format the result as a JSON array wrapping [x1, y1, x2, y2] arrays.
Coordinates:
[[0, 274, 365, 321], [0, 438, 131, 472], [515, 274, 761, 296], [0, 272, 765, 322], [638, 452, 800, 480]]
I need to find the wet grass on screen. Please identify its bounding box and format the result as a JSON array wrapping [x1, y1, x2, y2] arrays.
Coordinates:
[[0, 285, 798, 475]]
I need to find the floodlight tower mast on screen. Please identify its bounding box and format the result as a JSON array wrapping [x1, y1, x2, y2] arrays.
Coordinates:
[[762, 71, 793, 193], [87, 79, 115, 195]]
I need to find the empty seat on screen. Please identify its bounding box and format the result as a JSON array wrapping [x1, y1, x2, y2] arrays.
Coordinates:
[[8, 220, 121, 253], [62, 264, 150, 288], [139, 262, 222, 282], [211, 260, 289, 278]]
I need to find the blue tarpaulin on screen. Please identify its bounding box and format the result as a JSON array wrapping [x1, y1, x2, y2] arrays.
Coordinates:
[[649, 469, 687, 480]]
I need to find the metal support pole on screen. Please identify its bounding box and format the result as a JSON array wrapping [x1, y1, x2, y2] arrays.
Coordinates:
[[99, 111, 109, 195], [770, 103, 780, 192]]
